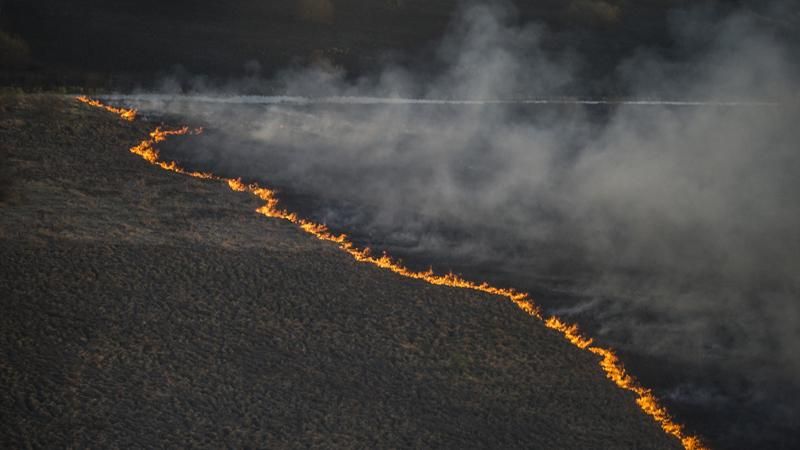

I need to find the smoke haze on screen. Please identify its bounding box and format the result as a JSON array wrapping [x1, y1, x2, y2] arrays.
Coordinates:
[[114, 1, 800, 448]]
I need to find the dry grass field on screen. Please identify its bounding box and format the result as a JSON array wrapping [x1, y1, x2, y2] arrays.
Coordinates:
[[0, 94, 681, 448]]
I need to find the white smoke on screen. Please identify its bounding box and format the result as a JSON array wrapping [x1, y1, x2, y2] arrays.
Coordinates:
[[108, 1, 800, 447]]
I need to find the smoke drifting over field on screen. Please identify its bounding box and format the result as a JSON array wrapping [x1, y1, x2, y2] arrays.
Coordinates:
[[115, 1, 799, 447]]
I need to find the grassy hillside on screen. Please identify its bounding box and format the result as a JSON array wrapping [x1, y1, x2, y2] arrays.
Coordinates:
[[0, 94, 682, 448]]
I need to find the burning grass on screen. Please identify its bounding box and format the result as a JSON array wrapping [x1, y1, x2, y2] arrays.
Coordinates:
[[80, 96, 706, 450], [76, 95, 137, 121]]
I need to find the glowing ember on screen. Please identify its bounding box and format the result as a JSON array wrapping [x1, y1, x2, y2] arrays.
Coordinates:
[[78, 97, 707, 450]]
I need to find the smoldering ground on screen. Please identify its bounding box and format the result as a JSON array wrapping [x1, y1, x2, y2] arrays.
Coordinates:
[[111, 1, 799, 448]]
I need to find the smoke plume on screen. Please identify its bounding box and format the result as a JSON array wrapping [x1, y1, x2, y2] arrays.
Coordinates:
[[114, 1, 799, 447]]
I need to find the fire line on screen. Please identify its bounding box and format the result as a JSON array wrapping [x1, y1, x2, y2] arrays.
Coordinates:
[[77, 95, 138, 121], [79, 96, 707, 450]]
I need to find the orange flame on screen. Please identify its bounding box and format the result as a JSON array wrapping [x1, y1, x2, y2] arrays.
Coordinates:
[[76, 95, 138, 121], [78, 97, 707, 450], [129, 127, 212, 178], [545, 317, 705, 450]]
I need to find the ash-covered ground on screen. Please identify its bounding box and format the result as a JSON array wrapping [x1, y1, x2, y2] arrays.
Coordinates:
[[0, 94, 683, 447]]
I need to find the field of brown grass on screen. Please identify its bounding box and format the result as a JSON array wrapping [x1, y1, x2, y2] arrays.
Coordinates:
[[0, 94, 680, 448]]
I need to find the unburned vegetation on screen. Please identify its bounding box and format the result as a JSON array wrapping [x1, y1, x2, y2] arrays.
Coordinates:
[[0, 95, 682, 448]]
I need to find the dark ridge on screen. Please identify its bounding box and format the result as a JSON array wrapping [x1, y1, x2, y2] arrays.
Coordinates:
[[4, 0, 796, 94]]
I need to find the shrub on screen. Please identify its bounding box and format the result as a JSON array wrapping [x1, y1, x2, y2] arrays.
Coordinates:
[[567, 0, 622, 26], [0, 30, 30, 69], [297, 0, 335, 25], [0, 148, 10, 203]]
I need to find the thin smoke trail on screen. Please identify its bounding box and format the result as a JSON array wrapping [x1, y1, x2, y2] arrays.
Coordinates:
[[98, 94, 781, 107]]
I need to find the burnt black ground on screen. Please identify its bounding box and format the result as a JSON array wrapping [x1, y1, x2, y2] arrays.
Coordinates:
[[0, 95, 682, 447]]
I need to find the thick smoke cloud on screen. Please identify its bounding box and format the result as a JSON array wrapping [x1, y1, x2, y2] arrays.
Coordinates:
[[118, 1, 799, 447]]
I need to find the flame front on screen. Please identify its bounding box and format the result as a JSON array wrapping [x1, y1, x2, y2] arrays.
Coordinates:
[[76, 95, 137, 121], [78, 97, 707, 450], [545, 318, 705, 450]]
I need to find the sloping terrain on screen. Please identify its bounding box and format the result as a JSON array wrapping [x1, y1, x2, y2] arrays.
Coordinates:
[[0, 95, 680, 448]]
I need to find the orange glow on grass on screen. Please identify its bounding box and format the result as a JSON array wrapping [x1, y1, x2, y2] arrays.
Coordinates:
[[78, 97, 707, 450]]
